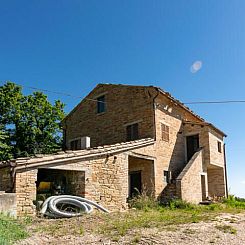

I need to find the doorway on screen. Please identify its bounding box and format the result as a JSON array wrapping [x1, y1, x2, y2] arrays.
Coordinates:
[[201, 175, 206, 201], [129, 171, 142, 198], [186, 134, 199, 161]]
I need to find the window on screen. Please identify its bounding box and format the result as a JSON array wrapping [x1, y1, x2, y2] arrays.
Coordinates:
[[126, 123, 139, 141], [70, 139, 81, 150], [97, 95, 106, 113], [161, 123, 169, 142], [163, 170, 171, 184], [217, 141, 222, 153]]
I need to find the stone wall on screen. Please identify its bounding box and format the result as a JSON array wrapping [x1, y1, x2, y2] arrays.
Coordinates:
[[13, 152, 130, 216], [176, 150, 204, 204], [86, 153, 128, 211], [42, 154, 128, 211], [208, 128, 225, 167], [0, 192, 16, 217], [153, 93, 204, 197], [15, 169, 38, 216], [62, 84, 227, 203], [207, 167, 226, 197], [63, 84, 156, 148], [0, 167, 12, 192]]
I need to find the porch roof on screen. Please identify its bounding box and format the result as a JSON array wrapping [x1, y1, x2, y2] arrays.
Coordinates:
[[183, 120, 227, 137], [0, 138, 155, 171]]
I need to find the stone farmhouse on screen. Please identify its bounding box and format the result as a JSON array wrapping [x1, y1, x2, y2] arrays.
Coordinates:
[[0, 84, 228, 217]]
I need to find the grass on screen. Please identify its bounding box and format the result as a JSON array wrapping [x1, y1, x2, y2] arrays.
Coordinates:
[[97, 208, 212, 237], [1, 194, 244, 243], [215, 224, 237, 234], [0, 213, 29, 244], [223, 195, 245, 209], [96, 194, 245, 238]]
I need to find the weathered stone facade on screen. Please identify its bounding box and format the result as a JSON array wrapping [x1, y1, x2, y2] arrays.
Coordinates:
[[0, 84, 228, 216], [15, 170, 38, 216], [6, 139, 154, 216], [62, 84, 227, 203], [62, 84, 227, 204], [176, 149, 204, 204], [63, 84, 156, 148]]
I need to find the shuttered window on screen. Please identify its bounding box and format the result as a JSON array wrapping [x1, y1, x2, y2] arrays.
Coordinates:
[[161, 123, 169, 142], [126, 123, 139, 141]]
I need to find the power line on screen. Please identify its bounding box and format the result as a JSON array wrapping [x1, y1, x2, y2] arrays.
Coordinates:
[[184, 100, 245, 105], [1, 81, 245, 105], [0, 81, 105, 104]]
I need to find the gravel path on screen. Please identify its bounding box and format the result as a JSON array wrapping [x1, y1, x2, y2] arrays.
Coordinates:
[[16, 213, 245, 245]]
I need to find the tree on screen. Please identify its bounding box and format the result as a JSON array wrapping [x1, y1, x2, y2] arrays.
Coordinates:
[[0, 125, 12, 160], [0, 82, 65, 160]]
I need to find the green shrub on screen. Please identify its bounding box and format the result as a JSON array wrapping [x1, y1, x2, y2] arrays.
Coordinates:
[[167, 199, 195, 210], [223, 195, 245, 209], [128, 192, 159, 211]]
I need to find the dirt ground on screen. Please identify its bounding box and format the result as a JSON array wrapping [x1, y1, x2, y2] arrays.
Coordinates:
[[16, 213, 245, 245]]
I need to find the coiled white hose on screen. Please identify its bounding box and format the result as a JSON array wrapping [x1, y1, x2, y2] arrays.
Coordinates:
[[40, 195, 109, 218]]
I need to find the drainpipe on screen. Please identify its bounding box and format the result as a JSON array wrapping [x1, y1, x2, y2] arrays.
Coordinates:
[[223, 143, 228, 198], [62, 121, 67, 151]]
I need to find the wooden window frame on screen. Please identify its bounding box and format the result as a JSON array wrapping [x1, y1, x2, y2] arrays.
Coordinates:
[[163, 170, 171, 184], [70, 139, 80, 150], [217, 141, 222, 153], [97, 95, 106, 114]]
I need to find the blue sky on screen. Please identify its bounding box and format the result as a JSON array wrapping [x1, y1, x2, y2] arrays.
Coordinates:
[[0, 0, 244, 197]]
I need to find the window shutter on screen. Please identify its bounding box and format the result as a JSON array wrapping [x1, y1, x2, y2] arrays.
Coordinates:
[[161, 123, 170, 142], [126, 123, 139, 141]]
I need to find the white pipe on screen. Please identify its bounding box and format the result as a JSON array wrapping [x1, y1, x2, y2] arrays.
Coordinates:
[[40, 195, 109, 218]]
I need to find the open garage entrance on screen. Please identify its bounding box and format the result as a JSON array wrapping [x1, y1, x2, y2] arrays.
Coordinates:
[[128, 155, 155, 198], [36, 169, 85, 199]]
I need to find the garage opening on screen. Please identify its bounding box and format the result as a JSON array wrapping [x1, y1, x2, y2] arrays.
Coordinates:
[[36, 169, 85, 199]]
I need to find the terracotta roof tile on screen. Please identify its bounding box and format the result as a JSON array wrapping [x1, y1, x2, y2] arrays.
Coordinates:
[[0, 138, 155, 170]]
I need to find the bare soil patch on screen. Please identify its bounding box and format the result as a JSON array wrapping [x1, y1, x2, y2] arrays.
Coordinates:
[[15, 212, 245, 245]]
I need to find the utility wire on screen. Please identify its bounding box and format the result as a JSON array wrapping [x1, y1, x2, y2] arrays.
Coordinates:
[[1, 81, 245, 105], [0, 81, 104, 104], [184, 100, 245, 105]]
